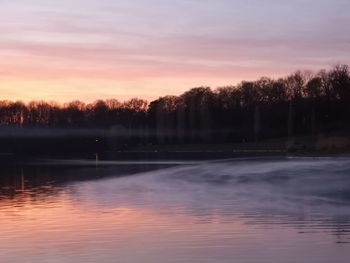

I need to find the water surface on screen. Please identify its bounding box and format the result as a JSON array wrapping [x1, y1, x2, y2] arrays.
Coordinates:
[[1, 157, 350, 263]]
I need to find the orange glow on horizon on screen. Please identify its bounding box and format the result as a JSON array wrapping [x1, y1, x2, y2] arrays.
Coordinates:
[[1, 0, 349, 103]]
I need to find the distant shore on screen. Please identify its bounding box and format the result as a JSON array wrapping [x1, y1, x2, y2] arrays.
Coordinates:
[[1, 135, 350, 162]]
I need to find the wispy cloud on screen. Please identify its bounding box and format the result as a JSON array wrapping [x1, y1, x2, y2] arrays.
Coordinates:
[[0, 0, 349, 102]]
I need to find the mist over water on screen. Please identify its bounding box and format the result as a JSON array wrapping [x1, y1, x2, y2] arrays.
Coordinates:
[[1, 157, 350, 262]]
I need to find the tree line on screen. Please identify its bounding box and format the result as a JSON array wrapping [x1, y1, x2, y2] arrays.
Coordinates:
[[1, 65, 350, 144]]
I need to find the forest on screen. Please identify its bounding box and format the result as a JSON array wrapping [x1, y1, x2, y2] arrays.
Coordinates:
[[0, 64, 350, 152]]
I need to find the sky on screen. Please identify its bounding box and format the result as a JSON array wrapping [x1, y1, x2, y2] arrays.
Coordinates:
[[0, 0, 349, 103]]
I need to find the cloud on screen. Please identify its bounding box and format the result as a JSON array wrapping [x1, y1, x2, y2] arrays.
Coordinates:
[[0, 0, 349, 101]]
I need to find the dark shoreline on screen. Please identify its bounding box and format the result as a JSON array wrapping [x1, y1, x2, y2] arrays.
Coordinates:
[[2, 150, 350, 165], [1, 134, 350, 163]]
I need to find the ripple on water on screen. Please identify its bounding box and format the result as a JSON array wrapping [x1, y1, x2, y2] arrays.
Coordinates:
[[0, 158, 350, 262]]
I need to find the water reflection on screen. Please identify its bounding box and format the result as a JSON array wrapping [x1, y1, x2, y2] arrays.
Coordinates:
[[0, 162, 174, 204], [1, 158, 350, 262]]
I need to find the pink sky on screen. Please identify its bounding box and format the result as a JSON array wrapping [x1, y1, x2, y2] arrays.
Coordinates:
[[1, 0, 349, 102]]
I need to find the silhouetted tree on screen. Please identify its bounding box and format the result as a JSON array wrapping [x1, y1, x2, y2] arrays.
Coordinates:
[[0, 65, 349, 146]]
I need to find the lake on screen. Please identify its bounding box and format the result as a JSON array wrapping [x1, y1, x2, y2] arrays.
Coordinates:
[[1, 157, 350, 263]]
